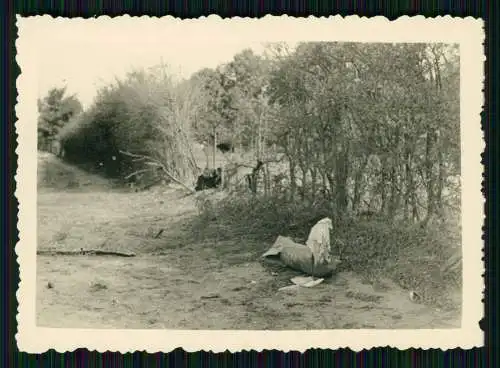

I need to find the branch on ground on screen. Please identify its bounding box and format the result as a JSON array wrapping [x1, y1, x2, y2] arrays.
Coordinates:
[[37, 249, 136, 257]]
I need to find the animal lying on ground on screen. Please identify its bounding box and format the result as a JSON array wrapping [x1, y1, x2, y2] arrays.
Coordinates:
[[195, 168, 222, 191], [216, 142, 235, 153]]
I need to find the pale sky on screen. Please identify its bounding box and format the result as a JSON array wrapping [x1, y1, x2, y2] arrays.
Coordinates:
[[19, 16, 472, 111], [24, 17, 289, 109]]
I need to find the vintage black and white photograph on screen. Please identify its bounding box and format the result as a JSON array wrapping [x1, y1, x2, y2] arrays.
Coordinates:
[[16, 15, 484, 352]]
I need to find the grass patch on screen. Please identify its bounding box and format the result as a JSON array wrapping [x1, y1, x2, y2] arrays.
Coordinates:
[[38, 152, 113, 192], [192, 193, 334, 243], [338, 217, 461, 309]]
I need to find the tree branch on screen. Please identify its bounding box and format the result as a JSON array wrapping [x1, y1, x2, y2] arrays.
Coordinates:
[[125, 169, 151, 180], [119, 150, 196, 194]]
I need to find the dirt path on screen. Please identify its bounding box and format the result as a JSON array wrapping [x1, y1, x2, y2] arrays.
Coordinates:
[[36, 154, 461, 329], [37, 253, 459, 329]]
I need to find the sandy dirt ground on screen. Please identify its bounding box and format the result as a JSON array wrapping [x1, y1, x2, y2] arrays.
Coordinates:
[[36, 153, 461, 329]]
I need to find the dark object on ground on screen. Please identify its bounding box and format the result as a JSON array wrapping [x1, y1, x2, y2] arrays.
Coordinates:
[[216, 142, 235, 153], [246, 160, 264, 193], [319, 187, 330, 199], [154, 229, 164, 239], [200, 294, 220, 299], [195, 167, 222, 191]]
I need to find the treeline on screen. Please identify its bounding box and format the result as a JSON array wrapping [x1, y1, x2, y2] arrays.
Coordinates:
[[37, 87, 82, 152], [265, 43, 460, 223], [47, 42, 460, 223]]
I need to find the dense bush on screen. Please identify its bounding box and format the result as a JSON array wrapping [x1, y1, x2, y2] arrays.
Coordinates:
[[58, 74, 162, 180], [57, 68, 201, 187]]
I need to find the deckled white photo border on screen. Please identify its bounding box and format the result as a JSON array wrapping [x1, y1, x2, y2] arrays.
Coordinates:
[[15, 14, 485, 353]]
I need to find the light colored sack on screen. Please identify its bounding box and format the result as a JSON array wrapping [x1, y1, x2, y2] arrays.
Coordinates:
[[262, 235, 340, 277]]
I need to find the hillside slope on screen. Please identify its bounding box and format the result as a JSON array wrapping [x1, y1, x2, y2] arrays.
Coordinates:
[[38, 152, 113, 191]]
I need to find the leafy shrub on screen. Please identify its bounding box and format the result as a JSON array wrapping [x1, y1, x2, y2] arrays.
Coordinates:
[[57, 68, 196, 185], [58, 79, 158, 180]]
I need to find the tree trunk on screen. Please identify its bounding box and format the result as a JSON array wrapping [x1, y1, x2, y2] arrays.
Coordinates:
[[257, 116, 262, 160], [310, 167, 317, 202], [264, 163, 271, 196], [424, 48, 443, 223], [412, 191, 419, 222], [322, 172, 328, 198], [300, 168, 307, 200], [425, 129, 436, 221], [212, 127, 217, 169], [335, 147, 349, 218], [326, 172, 335, 199], [380, 165, 389, 215], [353, 156, 369, 214], [436, 130, 445, 218], [289, 160, 297, 201], [388, 164, 398, 218], [404, 150, 411, 221]]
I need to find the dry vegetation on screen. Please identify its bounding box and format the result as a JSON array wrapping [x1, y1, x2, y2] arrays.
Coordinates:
[[37, 42, 463, 329], [36, 153, 461, 329]]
